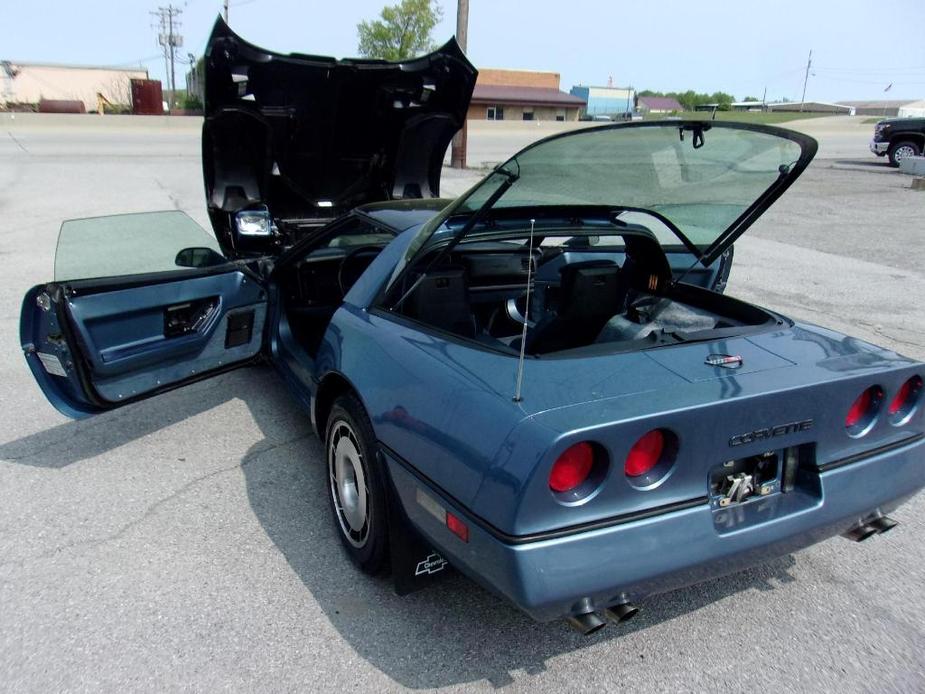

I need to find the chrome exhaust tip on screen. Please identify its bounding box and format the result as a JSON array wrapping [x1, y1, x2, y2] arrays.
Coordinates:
[[566, 611, 607, 635], [604, 602, 639, 624], [842, 524, 879, 542], [870, 516, 898, 534]]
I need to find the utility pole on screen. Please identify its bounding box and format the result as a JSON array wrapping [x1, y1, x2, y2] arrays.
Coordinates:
[[168, 8, 177, 107], [449, 0, 469, 170], [799, 49, 812, 112], [152, 5, 183, 110]]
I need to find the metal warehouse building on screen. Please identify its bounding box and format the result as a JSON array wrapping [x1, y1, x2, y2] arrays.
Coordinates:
[[766, 101, 854, 115], [468, 68, 586, 122], [1, 61, 149, 112], [569, 84, 636, 117], [837, 99, 925, 118]]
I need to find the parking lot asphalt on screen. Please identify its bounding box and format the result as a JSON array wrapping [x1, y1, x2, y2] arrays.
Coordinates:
[[1, 114, 923, 692]]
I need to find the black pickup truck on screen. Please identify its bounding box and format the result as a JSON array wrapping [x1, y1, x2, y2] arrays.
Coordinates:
[[870, 117, 925, 166]]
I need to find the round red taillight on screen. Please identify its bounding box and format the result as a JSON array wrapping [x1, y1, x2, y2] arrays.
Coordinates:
[[889, 381, 913, 415], [889, 375, 922, 422], [845, 386, 882, 434], [625, 430, 665, 478], [549, 442, 594, 493], [845, 390, 871, 428]]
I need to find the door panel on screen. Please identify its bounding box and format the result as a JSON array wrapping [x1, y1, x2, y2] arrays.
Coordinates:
[[22, 270, 266, 418]]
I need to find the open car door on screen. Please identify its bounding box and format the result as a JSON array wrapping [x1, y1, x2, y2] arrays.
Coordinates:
[[20, 211, 267, 418]]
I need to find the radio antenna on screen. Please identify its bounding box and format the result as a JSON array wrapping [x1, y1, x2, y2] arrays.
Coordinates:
[[513, 218, 536, 402]]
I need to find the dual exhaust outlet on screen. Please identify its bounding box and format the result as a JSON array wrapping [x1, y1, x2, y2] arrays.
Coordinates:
[[568, 515, 898, 634], [566, 602, 638, 636], [842, 515, 898, 542]]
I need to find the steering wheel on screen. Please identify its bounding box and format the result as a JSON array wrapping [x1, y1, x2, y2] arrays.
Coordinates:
[[337, 245, 384, 296]]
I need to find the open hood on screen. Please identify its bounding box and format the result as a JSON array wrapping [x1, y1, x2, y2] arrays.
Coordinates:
[[394, 121, 817, 278], [202, 17, 477, 257]]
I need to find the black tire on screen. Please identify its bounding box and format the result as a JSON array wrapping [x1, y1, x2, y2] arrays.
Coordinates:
[[888, 140, 921, 167], [325, 393, 389, 574]]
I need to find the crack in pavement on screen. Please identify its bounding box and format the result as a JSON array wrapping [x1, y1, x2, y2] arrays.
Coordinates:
[[6, 131, 29, 153], [852, 319, 925, 352], [153, 176, 181, 210], [0, 432, 313, 571], [738, 288, 925, 352]]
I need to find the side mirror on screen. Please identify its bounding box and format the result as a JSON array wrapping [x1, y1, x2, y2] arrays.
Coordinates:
[[175, 247, 227, 268]]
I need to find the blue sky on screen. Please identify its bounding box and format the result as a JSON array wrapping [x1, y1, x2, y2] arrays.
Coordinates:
[[3, 0, 925, 102]]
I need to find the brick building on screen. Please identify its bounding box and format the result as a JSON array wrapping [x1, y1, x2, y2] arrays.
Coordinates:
[[468, 68, 586, 122]]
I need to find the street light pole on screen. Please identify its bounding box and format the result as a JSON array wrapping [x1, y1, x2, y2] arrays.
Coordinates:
[[449, 0, 469, 170]]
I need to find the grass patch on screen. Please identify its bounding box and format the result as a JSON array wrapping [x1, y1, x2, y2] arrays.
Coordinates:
[[642, 111, 833, 124]]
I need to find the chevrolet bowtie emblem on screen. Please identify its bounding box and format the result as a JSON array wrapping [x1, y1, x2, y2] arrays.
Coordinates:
[[705, 354, 743, 369]]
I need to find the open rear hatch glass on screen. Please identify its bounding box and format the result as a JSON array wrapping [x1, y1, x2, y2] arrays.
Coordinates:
[[394, 121, 817, 278]]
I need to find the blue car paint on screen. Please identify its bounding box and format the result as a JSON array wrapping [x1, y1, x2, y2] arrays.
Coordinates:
[[244, 217, 924, 622], [20, 270, 266, 417], [385, 435, 925, 621], [21, 213, 925, 623], [309, 283, 924, 530]]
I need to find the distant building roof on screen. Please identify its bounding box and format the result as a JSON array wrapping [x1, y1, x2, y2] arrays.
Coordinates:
[[638, 96, 683, 111], [766, 101, 853, 113], [571, 84, 633, 92], [471, 84, 586, 108], [2, 60, 148, 74], [836, 99, 921, 108]]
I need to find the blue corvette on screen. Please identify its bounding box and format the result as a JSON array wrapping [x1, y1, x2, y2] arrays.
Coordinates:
[[20, 21, 925, 634]]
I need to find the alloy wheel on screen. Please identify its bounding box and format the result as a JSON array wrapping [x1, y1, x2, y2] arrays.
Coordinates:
[[328, 419, 370, 548], [894, 145, 916, 162]]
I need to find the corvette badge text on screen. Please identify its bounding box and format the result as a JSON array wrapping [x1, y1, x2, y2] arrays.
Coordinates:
[[729, 419, 814, 447]]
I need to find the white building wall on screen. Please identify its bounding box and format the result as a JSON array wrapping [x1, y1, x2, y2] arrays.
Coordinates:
[[898, 100, 925, 118], [3, 63, 149, 111]]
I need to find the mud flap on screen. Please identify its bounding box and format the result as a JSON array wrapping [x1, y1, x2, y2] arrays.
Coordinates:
[[381, 453, 455, 595]]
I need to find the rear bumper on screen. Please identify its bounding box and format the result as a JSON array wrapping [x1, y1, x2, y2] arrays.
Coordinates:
[[384, 434, 925, 622], [870, 139, 889, 155]]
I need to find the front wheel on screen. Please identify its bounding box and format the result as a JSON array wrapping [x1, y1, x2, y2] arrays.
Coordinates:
[[325, 394, 389, 574], [888, 140, 921, 167]]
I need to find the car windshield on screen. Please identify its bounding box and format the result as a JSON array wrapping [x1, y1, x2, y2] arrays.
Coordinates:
[[398, 122, 808, 276]]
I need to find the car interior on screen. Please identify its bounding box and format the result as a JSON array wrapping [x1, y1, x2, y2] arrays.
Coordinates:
[[279, 215, 775, 359]]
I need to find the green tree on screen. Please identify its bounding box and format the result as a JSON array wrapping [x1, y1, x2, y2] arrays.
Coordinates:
[[357, 0, 444, 61], [709, 91, 734, 110]]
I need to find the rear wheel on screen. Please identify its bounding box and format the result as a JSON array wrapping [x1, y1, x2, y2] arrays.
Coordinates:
[[888, 140, 921, 167], [325, 394, 389, 574]]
